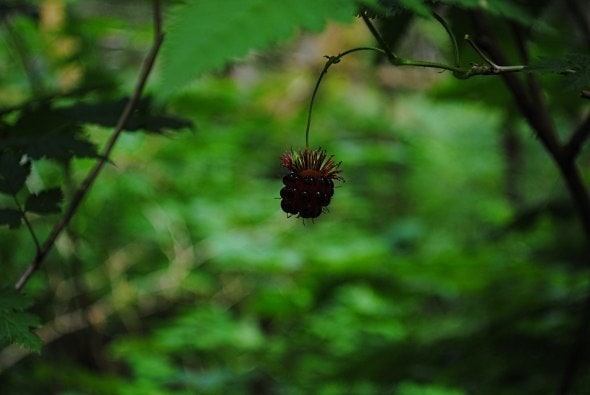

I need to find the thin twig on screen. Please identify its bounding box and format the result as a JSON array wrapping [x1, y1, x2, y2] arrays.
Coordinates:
[[14, 0, 165, 292], [305, 47, 384, 147], [13, 195, 41, 252], [360, 12, 399, 64], [362, 12, 524, 78], [432, 11, 460, 67], [464, 35, 525, 73]]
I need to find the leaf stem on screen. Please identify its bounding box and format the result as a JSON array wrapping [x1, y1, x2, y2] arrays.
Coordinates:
[[14, 0, 165, 292], [305, 16, 535, 148], [361, 11, 525, 78], [432, 11, 461, 68], [360, 12, 399, 64], [305, 47, 384, 147]]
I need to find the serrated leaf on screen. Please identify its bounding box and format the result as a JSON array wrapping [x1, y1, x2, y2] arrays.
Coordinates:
[[0, 288, 41, 353], [59, 97, 193, 134], [0, 151, 30, 195], [529, 54, 590, 91], [0, 288, 33, 311], [0, 105, 100, 162], [0, 208, 22, 229], [25, 187, 63, 215], [158, 0, 359, 99]]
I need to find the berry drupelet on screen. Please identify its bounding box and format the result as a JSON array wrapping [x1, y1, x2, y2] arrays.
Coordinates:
[[280, 148, 343, 219]]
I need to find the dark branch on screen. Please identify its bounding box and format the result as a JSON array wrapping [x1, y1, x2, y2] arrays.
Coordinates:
[[14, 0, 165, 292], [469, 11, 561, 159], [565, 113, 590, 160]]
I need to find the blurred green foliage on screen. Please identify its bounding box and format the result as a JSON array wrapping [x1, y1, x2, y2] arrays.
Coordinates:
[[1, 0, 590, 394]]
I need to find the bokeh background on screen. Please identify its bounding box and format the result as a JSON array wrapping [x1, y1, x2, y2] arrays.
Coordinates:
[[1, 1, 589, 394]]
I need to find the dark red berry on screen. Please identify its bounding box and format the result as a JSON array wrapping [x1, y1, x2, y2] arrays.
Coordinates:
[[279, 148, 343, 220]]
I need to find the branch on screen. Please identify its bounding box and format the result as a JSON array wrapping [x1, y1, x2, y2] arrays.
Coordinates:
[[14, 0, 165, 292], [564, 113, 590, 160], [469, 11, 562, 158], [464, 35, 525, 73], [361, 11, 526, 79]]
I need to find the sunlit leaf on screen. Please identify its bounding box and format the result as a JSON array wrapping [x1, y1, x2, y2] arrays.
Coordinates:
[[158, 0, 360, 99]]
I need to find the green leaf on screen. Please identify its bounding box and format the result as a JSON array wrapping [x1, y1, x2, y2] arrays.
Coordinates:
[[529, 54, 590, 91], [0, 288, 42, 353], [158, 0, 359, 99], [0, 208, 22, 229], [434, 0, 536, 25], [485, 1, 537, 26], [0, 105, 99, 162], [0, 151, 31, 195], [398, 0, 430, 16], [25, 187, 63, 215], [59, 97, 193, 134]]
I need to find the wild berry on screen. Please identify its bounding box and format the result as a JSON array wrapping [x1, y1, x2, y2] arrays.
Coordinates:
[[280, 148, 343, 219]]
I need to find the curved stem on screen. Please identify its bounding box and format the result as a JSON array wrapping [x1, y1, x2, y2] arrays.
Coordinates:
[[305, 47, 384, 147], [432, 11, 461, 67], [362, 11, 525, 78]]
